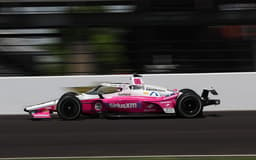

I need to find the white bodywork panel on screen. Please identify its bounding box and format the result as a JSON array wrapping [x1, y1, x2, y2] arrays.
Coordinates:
[[26, 100, 58, 111]]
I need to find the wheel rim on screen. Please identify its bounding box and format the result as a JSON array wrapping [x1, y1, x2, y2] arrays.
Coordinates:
[[60, 99, 79, 117], [181, 97, 200, 115]]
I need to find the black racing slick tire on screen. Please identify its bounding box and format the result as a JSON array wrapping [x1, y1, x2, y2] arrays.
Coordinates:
[[179, 89, 198, 96], [57, 94, 81, 120], [175, 93, 203, 118]]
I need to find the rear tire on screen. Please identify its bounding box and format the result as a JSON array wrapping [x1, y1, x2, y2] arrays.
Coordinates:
[[179, 89, 198, 96], [175, 93, 202, 118], [57, 94, 81, 120]]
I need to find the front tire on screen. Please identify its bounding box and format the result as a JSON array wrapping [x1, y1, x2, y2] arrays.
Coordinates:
[[57, 94, 81, 120], [175, 93, 202, 118]]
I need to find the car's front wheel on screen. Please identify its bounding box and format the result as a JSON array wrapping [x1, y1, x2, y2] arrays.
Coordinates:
[[57, 94, 81, 120], [175, 93, 202, 118]]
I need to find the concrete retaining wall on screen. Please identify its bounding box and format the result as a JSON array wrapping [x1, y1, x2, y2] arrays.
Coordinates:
[[0, 73, 255, 114]]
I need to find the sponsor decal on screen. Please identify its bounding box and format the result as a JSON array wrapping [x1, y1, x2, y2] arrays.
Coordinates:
[[94, 103, 103, 111], [163, 108, 175, 113], [146, 87, 165, 92], [143, 91, 149, 95], [108, 103, 137, 109], [150, 91, 160, 97]]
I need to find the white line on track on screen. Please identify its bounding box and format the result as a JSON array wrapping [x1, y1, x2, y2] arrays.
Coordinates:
[[2, 154, 256, 160]]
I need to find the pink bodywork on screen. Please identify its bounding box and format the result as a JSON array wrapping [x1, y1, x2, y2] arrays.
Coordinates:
[[98, 95, 177, 113], [133, 78, 143, 85], [31, 109, 51, 118], [79, 95, 178, 114], [32, 93, 179, 118]]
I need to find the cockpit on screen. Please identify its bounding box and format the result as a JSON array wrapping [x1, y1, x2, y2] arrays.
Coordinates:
[[129, 85, 144, 90]]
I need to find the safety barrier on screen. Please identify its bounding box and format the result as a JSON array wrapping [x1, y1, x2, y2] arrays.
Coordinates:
[[0, 72, 255, 114]]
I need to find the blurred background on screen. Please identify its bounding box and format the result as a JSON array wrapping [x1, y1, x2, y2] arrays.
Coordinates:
[[0, 0, 256, 76]]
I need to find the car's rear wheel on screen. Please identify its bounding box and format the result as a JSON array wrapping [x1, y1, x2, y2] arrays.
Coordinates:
[[180, 88, 198, 96], [175, 93, 202, 118], [57, 94, 81, 120]]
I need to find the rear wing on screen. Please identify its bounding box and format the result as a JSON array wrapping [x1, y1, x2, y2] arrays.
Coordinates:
[[201, 89, 220, 106]]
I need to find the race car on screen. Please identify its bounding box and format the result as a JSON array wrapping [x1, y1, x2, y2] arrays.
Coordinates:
[[24, 74, 220, 120]]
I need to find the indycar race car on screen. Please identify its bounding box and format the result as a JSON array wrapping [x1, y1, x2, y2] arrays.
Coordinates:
[[24, 74, 220, 120]]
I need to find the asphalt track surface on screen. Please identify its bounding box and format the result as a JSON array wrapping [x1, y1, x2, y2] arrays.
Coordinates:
[[0, 111, 256, 158]]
